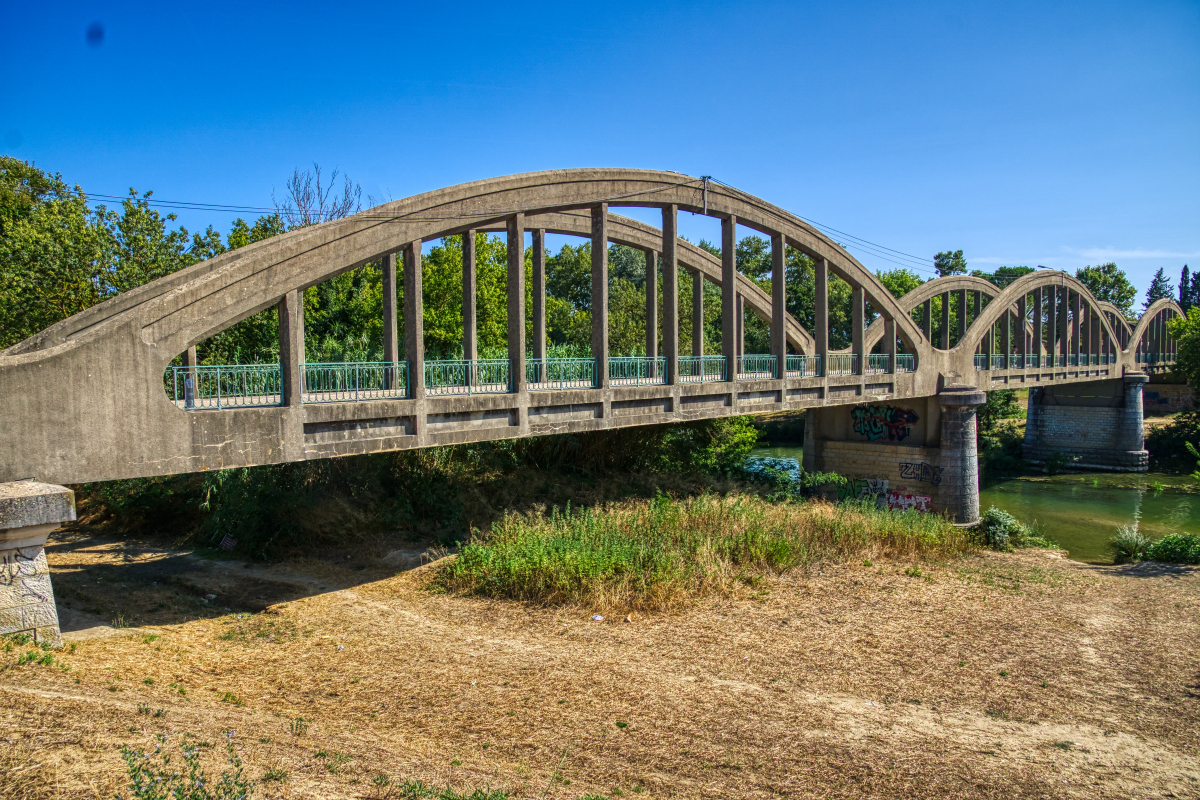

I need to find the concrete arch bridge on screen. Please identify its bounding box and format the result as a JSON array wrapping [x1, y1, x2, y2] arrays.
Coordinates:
[[0, 170, 1181, 526]]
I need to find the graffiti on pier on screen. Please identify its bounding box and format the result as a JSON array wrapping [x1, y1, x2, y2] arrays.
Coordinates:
[[838, 478, 889, 507], [899, 461, 944, 485], [851, 405, 919, 442], [886, 493, 932, 512]]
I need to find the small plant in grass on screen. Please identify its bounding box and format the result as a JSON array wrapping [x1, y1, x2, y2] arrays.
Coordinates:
[[1109, 525, 1150, 564], [143, 677, 155, 685], [117, 732, 251, 799], [219, 691, 243, 706], [261, 766, 288, 782], [288, 717, 308, 735], [1053, 740, 1074, 751]]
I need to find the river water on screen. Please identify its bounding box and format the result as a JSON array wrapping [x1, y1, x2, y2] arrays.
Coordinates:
[[749, 445, 1200, 563]]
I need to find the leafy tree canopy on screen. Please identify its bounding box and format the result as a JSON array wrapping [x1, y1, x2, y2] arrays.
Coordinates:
[[1143, 267, 1174, 311], [934, 249, 967, 277], [876, 268, 923, 300], [1075, 262, 1137, 318], [971, 266, 1035, 287]]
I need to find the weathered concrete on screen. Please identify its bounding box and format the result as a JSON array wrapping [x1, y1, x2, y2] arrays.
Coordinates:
[[0, 481, 76, 646], [0, 169, 1179, 487], [937, 385, 986, 525], [1022, 375, 1149, 471]]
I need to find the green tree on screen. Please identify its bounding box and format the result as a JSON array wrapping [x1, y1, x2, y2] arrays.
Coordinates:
[[934, 249, 967, 277], [876, 268, 923, 300], [971, 265, 1035, 287], [1143, 267, 1174, 311], [1075, 262, 1137, 318], [1167, 308, 1200, 387]]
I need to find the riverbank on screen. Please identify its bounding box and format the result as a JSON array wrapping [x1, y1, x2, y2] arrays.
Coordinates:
[[3, 525, 1199, 799]]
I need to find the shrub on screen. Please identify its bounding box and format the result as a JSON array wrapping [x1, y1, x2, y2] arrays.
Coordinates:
[[1109, 525, 1150, 564], [977, 506, 1054, 550], [1145, 533, 1200, 564]]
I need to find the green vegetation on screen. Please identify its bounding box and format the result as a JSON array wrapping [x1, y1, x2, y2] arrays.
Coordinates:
[[118, 733, 250, 800], [435, 495, 975, 610], [1110, 527, 1200, 564], [977, 506, 1055, 550], [1076, 262, 1137, 318]]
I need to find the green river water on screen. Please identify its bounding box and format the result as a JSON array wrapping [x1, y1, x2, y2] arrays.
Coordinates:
[[749, 445, 1200, 564]]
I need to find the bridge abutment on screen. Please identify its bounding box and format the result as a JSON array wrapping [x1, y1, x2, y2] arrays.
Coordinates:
[[1021, 374, 1148, 471], [803, 386, 985, 524], [0, 481, 76, 647]]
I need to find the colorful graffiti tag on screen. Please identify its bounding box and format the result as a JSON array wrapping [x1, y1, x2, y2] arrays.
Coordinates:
[[898, 461, 944, 485], [837, 478, 932, 512], [886, 493, 932, 512], [851, 405, 919, 442]]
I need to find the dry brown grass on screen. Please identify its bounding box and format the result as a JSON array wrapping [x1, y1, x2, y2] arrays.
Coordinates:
[[3, 534, 1199, 799]]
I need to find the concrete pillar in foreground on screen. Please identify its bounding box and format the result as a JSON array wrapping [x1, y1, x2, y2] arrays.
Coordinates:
[[940, 292, 950, 349], [814, 259, 829, 372], [921, 298, 932, 342], [507, 214, 527, 393], [382, 252, 400, 366], [736, 293, 745, 361], [662, 205, 679, 384], [463, 231, 478, 363], [692, 270, 704, 357], [721, 216, 737, 379], [531, 229, 546, 363], [0, 481, 76, 646], [938, 385, 986, 525], [278, 289, 304, 406], [403, 242, 425, 398], [770, 232, 786, 375], [851, 286, 864, 373], [591, 205, 609, 388], [644, 248, 658, 359]]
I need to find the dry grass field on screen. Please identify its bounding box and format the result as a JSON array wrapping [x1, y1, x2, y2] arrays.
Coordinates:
[[2, 530, 1199, 799]]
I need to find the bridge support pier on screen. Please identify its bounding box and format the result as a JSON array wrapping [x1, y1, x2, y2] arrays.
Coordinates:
[[0, 481, 75, 647], [802, 386, 985, 525], [1022, 374, 1149, 471]]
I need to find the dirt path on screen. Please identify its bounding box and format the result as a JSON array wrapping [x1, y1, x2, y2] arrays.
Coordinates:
[[2, 535, 1199, 799]]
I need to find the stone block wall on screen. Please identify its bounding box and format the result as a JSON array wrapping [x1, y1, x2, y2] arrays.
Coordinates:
[[0, 546, 60, 645], [1034, 405, 1123, 451], [1144, 383, 1193, 415], [807, 440, 948, 513]]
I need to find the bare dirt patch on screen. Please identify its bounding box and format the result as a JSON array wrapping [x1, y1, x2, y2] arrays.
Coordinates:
[[2, 537, 1199, 799]]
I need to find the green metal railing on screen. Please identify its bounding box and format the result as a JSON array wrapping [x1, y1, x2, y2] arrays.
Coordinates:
[[166, 364, 282, 410], [303, 361, 408, 402], [425, 359, 511, 395], [895, 354, 916, 373], [678, 355, 726, 383], [736, 354, 777, 379], [527, 358, 597, 390], [785, 354, 821, 377], [825, 354, 858, 377], [609, 356, 667, 386], [866, 354, 892, 374]]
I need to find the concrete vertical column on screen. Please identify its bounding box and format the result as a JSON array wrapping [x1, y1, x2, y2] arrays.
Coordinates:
[[736, 294, 745, 360], [802, 406, 820, 473], [692, 271, 704, 357], [662, 205, 679, 384], [972, 290, 982, 337], [182, 345, 198, 409], [938, 385, 986, 525], [956, 290, 967, 345], [1059, 285, 1069, 363], [403, 241, 425, 403], [771, 232, 786, 377], [940, 292, 950, 349], [531, 229, 546, 364], [1016, 295, 1027, 363], [921, 298, 932, 342], [1023, 386, 1042, 448], [851, 286, 864, 374], [1047, 287, 1058, 364], [645, 248, 658, 359], [1091, 307, 1101, 364], [815, 259, 829, 372], [0, 481, 77, 646], [1116, 374, 1149, 465], [462, 232, 477, 363], [507, 214, 526, 394], [278, 289, 304, 407], [591, 204, 609, 388], [383, 252, 400, 392], [1000, 308, 1011, 365], [1032, 287, 1041, 362], [883, 316, 896, 370], [721, 215, 737, 380], [1075, 289, 1084, 364]]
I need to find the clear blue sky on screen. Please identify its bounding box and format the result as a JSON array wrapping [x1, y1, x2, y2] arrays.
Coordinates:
[[3, 1, 1197, 300]]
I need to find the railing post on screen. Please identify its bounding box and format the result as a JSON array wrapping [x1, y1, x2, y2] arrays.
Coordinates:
[[692, 270, 704, 357], [591, 204, 609, 389], [532, 229, 546, 364], [771, 232, 787, 379], [815, 259, 828, 375], [182, 345, 198, 409], [508, 214, 527, 394], [662, 205, 679, 385], [721, 215, 737, 381]]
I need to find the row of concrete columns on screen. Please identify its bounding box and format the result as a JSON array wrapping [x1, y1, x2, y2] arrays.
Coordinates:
[[268, 207, 902, 395]]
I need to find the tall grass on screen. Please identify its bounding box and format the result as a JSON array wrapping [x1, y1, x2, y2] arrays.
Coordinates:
[[434, 494, 977, 611]]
